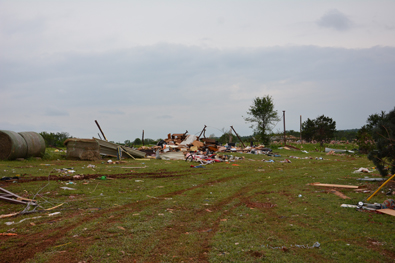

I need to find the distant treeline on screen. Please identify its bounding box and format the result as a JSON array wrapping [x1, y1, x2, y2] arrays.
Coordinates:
[[40, 132, 72, 147], [39, 129, 360, 148], [282, 129, 358, 141]]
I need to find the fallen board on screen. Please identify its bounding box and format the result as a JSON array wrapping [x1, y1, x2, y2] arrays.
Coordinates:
[[309, 183, 364, 189], [377, 209, 395, 217]]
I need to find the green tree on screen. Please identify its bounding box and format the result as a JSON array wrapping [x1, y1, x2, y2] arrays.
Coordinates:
[[356, 111, 387, 154], [366, 111, 387, 131], [244, 96, 280, 145], [301, 118, 316, 142], [301, 115, 336, 142], [315, 115, 336, 142], [133, 138, 142, 145], [40, 131, 71, 147], [144, 138, 156, 145], [356, 126, 375, 154], [368, 107, 395, 177]]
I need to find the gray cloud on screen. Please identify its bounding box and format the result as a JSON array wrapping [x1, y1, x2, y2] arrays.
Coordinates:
[[1, 44, 394, 141], [99, 110, 125, 115], [316, 9, 352, 31], [45, 108, 69, 116], [156, 115, 172, 119]]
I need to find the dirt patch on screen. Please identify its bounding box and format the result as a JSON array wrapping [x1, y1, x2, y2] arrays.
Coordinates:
[[5, 171, 190, 183]]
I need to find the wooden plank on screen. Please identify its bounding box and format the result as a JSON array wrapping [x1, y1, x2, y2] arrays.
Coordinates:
[[0, 212, 19, 219], [377, 209, 395, 217], [309, 183, 364, 189], [45, 203, 64, 211], [0, 193, 14, 198], [16, 197, 37, 202], [0, 196, 37, 205], [0, 187, 20, 198]]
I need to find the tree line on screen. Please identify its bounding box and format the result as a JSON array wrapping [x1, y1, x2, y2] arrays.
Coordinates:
[[244, 95, 394, 176]]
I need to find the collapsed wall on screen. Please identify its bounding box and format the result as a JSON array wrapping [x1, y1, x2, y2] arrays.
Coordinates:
[[64, 138, 101, 161]]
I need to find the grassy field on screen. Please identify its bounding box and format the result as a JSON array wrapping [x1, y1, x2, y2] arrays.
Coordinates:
[[0, 143, 394, 263]]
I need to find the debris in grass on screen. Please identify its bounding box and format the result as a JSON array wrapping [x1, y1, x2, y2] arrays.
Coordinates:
[[121, 166, 147, 169], [263, 242, 320, 249], [48, 212, 60, 216], [0, 186, 37, 206], [328, 189, 351, 199], [190, 165, 205, 168], [357, 177, 386, 181], [117, 226, 126, 231], [377, 209, 395, 216], [60, 187, 76, 190], [5, 216, 42, 225], [353, 167, 372, 173], [0, 233, 18, 236], [0, 212, 19, 219]]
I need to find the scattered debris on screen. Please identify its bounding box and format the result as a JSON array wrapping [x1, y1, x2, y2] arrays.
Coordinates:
[[60, 187, 76, 190], [262, 242, 320, 250], [325, 148, 354, 153], [159, 151, 185, 160], [5, 216, 42, 225], [357, 177, 386, 181], [353, 167, 373, 173], [121, 166, 147, 169]]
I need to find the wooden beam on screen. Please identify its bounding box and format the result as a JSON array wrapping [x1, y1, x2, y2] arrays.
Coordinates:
[[309, 183, 364, 189], [377, 209, 395, 217]]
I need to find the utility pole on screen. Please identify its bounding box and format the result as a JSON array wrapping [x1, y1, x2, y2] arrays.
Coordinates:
[[230, 126, 246, 148], [283, 111, 286, 145], [95, 120, 107, 141]]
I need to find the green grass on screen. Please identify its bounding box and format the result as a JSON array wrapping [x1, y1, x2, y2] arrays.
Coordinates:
[[0, 144, 394, 262]]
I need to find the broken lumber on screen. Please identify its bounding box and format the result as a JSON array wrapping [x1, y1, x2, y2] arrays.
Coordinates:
[[309, 183, 365, 189], [377, 209, 395, 217], [0, 187, 37, 205], [0, 212, 19, 219]]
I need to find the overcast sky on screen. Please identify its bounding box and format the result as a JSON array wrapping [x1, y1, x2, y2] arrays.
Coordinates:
[[1, 0, 395, 142]]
